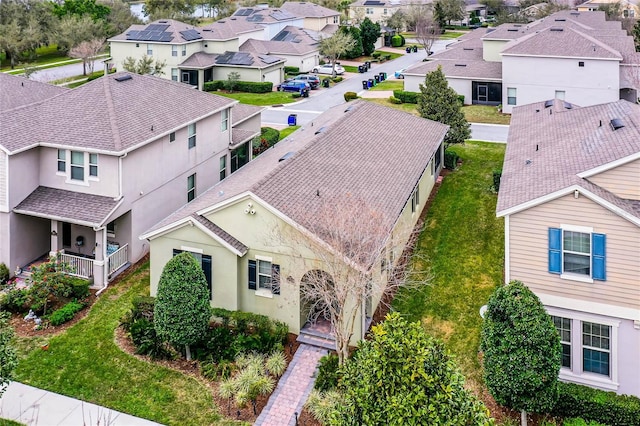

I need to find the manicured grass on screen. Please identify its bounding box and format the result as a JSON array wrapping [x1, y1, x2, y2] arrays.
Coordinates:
[[373, 50, 403, 61], [14, 263, 237, 426], [370, 80, 403, 91], [0, 419, 25, 426], [1, 45, 67, 70], [440, 31, 466, 39], [342, 65, 359, 73], [213, 91, 298, 106], [393, 141, 505, 388], [279, 125, 300, 140], [462, 105, 511, 125]]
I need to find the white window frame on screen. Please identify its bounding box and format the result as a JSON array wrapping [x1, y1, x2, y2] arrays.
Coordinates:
[[70, 151, 85, 182], [57, 149, 66, 173], [221, 108, 229, 132], [547, 307, 619, 391], [172, 45, 178, 57], [411, 185, 419, 213], [255, 255, 274, 298], [366, 7, 373, 14], [89, 153, 98, 178], [182, 44, 187, 56], [555, 90, 565, 100], [219, 155, 227, 181], [171, 68, 178, 81], [507, 87, 516, 105], [560, 224, 594, 283], [188, 123, 196, 148], [187, 173, 196, 202], [147, 44, 153, 55]]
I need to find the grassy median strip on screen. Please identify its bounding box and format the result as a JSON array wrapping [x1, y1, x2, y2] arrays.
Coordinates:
[[14, 263, 238, 426], [393, 141, 505, 388], [214, 91, 298, 106]]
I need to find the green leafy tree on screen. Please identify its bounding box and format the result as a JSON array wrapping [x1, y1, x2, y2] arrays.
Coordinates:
[[633, 18, 640, 51], [122, 54, 166, 75], [386, 10, 406, 32], [154, 252, 210, 360], [339, 26, 363, 59], [143, 0, 197, 22], [333, 313, 494, 425], [0, 312, 18, 397], [359, 17, 380, 56], [54, 14, 106, 54], [433, 1, 447, 28], [481, 280, 562, 426], [102, 0, 143, 37], [225, 71, 240, 92], [319, 31, 357, 76], [28, 256, 73, 315], [0, 0, 52, 69], [437, 0, 465, 25], [52, 0, 111, 21], [417, 66, 470, 146]]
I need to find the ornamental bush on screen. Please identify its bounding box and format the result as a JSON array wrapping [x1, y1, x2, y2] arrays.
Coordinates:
[[343, 91, 357, 102], [49, 300, 84, 326], [392, 90, 419, 104]]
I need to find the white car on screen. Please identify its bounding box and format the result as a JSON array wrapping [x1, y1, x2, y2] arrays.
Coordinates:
[[312, 64, 345, 75]]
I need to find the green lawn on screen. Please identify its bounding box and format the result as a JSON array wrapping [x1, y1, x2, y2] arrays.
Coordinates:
[[14, 263, 239, 426], [462, 105, 511, 125], [279, 125, 300, 140], [393, 141, 505, 388], [370, 80, 403, 91], [440, 31, 466, 39], [213, 90, 298, 106]]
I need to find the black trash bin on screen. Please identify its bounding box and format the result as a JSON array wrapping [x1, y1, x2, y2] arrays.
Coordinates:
[[365, 61, 371, 70], [374, 75, 380, 83], [379, 72, 386, 81], [322, 78, 330, 88], [288, 114, 297, 126], [413, 45, 418, 53], [301, 88, 309, 98], [406, 47, 411, 53], [358, 65, 364, 73], [362, 80, 369, 90]]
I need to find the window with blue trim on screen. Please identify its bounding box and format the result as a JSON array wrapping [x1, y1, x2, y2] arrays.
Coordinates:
[[548, 227, 606, 280]]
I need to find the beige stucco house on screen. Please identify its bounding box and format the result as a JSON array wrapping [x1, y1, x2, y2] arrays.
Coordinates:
[[497, 99, 640, 397], [0, 72, 262, 289], [280, 1, 340, 31], [141, 101, 447, 345], [577, 0, 639, 18], [403, 10, 639, 113], [240, 36, 320, 73]]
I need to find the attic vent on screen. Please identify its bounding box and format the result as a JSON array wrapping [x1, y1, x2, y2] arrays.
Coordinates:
[[550, 27, 563, 32], [218, 20, 226, 23], [314, 126, 327, 135], [114, 74, 133, 82], [610, 118, 625, 130], [230, 17, 236, 20], [570, 11, 580, 15], [514, 24, 522, 27], [159, 20, 168, 23], [555, 18, 566, 21], [486, 28, 496, 33], [279, 151, 296, 162], [203, 29, 212, 31], [344, 105, 354, 112], [463, 47, 474, 51], [563, 101, 572, 109], [544, 99, 553, 108], [507, 28, 518, 32], [454, 63, 467, 67]]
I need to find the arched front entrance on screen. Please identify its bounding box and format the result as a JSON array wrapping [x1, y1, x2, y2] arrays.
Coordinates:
[[299, 269, 335, 341]]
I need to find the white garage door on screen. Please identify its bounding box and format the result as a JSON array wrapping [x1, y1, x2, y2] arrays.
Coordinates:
[[263, 69, 281, 86]]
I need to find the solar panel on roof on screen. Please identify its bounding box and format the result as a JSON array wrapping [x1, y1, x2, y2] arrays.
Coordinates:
[[258, 55, 280, 64], [363, 0, 383, 4], [235, 8, 253, 16], [147, 24, 169, 32], [563, 102, 572, 109], [180, 29, 202, 41], [544, 100, 554, 108], [610, 118, 624, 130], [248, 15, 264, 22], [273, 31, 289, 41]]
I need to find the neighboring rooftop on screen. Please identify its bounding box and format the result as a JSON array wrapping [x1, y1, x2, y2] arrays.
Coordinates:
[[0, 73, 68, 112], [109, 19, 201, 43], [497, 99, 640, 220], [233, 7, 300, 23], [240, 38, 318, 55], [280, 1, 340, 18]]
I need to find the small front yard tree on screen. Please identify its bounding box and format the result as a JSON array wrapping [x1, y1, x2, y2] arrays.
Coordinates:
[[359, 17, 381, 56], [417, 66, 470, 146], [334, 313, 494, 424], [415, 12, 440, 56], [0, 311, 18, 397], [69, 38, 104, 76], [319, 31, 357, 77], [154, 252, 210, 360], [122, 54, 166, 76], [481, 280, 561, 426]]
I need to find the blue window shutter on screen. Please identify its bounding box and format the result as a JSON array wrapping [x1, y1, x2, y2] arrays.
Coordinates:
[[548, 228, 562, 274], [202, 255, 212, 299], [271, 264, 280, 295], [592, 233, 606, 281], [248, 260, 257, 290]]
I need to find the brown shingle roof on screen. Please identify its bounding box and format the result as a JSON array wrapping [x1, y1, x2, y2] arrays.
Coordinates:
[[14, 186, 120, 226], [191, 214, 248, 255], [199, 19, 265, 39], [144, 100, 448, 240], [281, 1, 339, 18], [0, 72, 236, 154], [405, 59, 502, 80], [240, 38, 317, 55], [0, 73, 68, 112], [497, 99, 640, 218], [231, 128, 259, 147], [232, 103, 264, 126]]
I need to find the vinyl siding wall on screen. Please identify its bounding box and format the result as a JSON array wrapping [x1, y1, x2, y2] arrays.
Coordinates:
[[588, 159, 640, 200], [508, 193, 640, 310]]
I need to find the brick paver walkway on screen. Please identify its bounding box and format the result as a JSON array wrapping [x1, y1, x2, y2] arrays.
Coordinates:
[[254, 344, 327, 426]]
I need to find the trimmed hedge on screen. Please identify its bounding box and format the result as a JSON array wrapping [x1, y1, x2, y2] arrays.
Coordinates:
[[391, 35, 403, 47], [444, 149, 459, 170], [261, 127, 280, 146], [457, 94, 465, 105], [344, 91, 357, 102], [203, 80, 272, 93], [552, 382, 640, 425], [492, 169, 502, 192], [393, 90, 419, 104], [66, 276, 90, 299], [389, 96, 402, 104], [284, 66, 299, 74], [49, 300, 84, 326]]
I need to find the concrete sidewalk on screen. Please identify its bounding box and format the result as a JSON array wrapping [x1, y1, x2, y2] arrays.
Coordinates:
[[0, 382, 163, 426]]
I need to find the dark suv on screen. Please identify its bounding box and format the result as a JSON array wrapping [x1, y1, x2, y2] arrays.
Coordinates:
[[277, 80, 311, 93], [293, 74, 320, 89]]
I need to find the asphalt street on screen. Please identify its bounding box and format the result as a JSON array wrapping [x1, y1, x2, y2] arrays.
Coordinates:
[[29, 58, 108, 83]]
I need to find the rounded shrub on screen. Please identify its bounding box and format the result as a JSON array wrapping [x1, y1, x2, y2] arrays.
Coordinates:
[[343, 91, 358, 102], [391, 35, 403, 47]]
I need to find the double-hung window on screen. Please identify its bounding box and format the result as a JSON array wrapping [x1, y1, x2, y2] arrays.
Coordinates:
[[188, 123, 196, 148], [219, 155, 227, 181], [248, 258, 280, 295], [582, 322, 610, 376], [187, 173, 196, 202], [548, 227, 606, 281], [70, 151, 84, 181], [171, 68, 178, 81], [57, 149, 66, 172], [172, 45, 178, 57], [553, 316, 572, 368], [147, 44, 153, 55], [507, 87, 517, 105], [411, 185, 419, 213], [221, 108, 229, 132], [89, 153, 98, 177], [182, 45, 187, 56]]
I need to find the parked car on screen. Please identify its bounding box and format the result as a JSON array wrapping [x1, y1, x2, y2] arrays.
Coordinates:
[[277, 80, 311, 93], [292, 74, 320, 89], [394, 68, 406, 79], [312, 64, 345, 75]]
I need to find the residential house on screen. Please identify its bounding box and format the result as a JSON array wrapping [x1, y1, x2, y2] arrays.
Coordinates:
[[403, 10, 639, 113], [0, 72, 262, 289], [350, 0, 395, 26], [232, 6, 305, 39], [240, 29, 320, 72], [141, 100, 447, 345], [497, 98, 640, 397], [578, 0, 639, 19], [280, 1, 341, 31], [108, 19, 284, 89]]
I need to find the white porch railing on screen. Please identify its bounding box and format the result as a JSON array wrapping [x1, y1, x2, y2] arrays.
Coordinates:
[[107, 244, 129, 276], [58, 252, 94, 279]]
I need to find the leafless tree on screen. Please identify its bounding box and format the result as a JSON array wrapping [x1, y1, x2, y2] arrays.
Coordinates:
[[271, 196, 425, 365], [319, 31, 356, 77], [69, 38, 104, 76], [415, 13, 440, 56]]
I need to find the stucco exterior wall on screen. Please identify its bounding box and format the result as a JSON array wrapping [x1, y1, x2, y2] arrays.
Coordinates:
[[200, 39, 239, 55], [275, 52, 319, 72], [483, 39, 508, 62], [507, 193, 640, 311], [0, 150, 6, 212], [110, 40, 203, 80], [304, 16, 339, 31], [351, 6, 392, 24], [501, 55, 620, 113], [263, 19, 305, 39], [589, 159, 640, 200], [7, 149, 40, 210]]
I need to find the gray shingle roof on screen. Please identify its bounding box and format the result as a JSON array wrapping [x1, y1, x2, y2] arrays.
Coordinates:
[[405, 59, 502, 80], [233, 7, 299, 23], [199, 18, 264, 39], [232, 103, 264, 126], [180, 52, 218, 68], [497, 99, 640, 219], [240, 38, 318, 55], [281, 2, 339, 18], [145, 100, 448, 240], [0, 72, 236, 154], [108, 19, 200, 43], [0, 73, 68, 112], [14, 186, 120, 226], [231, 128, 259, 147], [191, 214, 248, 255]]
